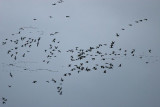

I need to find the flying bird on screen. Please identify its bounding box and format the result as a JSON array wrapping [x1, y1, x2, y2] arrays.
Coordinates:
[[9, 72, 13, 78], [116, 33, 119, 37], [135, 21, 139, 23], [144, 19, 148, 21], [118, 64, 122, 67], [61, 78, 64, 82], [32, 81, 37, 83], [52, 78, 56, 83]]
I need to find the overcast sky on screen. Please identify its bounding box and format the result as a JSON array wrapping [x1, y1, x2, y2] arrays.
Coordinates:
[[0, 0, 160, 107]]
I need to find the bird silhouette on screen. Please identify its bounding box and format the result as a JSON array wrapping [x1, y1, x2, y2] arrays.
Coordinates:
[[52, 78, 56, 83], [9, 72, 13, 78], [64, 73, 67, 76], [2, 101, 6, 104], [14, 56, 17, 60], [116, 33, 119, 37], [135, 21, 139, 23], [22, 53, 25, 57], [2, 97, 7, 104], [52, 3, 56, 5], [118, 64, 122, 67], [61, 78, 64, 82], [146, 62, 149, 64], [32, 81, 37, 83], [7, 50, 11, 54], [144, 19, 148, 21], [59, 91, 62, 95]]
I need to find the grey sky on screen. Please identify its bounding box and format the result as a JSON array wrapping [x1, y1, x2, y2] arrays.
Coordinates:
[[0, 0, 160, 107]]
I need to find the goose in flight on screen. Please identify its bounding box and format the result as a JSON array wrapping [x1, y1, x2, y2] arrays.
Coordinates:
[[116, 33, 119, 37], [52, 78, 56, 83], [64, 73, 67, 76], [61, 78, 64, 82], [146, 62, 149, 64], [135, 21, 139, 23], [22, 53, 25, 57], [14, 56, 17, 60], [2, 97, 7, 104], [32, 81, 37, 83], [2, 101, 6, 104], [52, 3, 56, 5], [10, 72, 13, 78], [7, 50, 11, 54], [68, 64, 71, 67], [59, 91, 62, 95], [58, 0, 64, 3], [118, 64, 122, 67]]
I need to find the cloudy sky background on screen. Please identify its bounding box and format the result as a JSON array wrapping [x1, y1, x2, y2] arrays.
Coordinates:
[[0, 0, 160, 107]]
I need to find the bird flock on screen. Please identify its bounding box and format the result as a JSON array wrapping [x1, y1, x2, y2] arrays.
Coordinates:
[[0, 0, 159, 105]]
